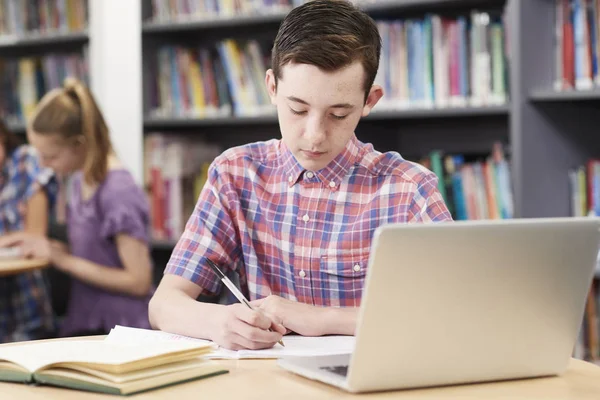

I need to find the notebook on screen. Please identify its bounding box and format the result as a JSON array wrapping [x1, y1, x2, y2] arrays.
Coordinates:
[[0, 338, 227, 395], [105, 325, 355, 359]]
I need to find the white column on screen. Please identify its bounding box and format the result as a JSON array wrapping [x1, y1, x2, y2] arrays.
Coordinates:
[[89, 0, 143, 184]]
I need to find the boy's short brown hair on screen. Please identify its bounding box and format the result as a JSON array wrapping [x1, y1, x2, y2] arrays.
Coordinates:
[[271, 0, 381, 101]]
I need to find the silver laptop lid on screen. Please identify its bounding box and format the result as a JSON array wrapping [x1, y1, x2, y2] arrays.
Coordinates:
[[348, 217, 600, 392]]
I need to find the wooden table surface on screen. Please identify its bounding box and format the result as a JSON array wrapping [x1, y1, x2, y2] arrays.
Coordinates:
[[1, 357, 600, 399], [0, 258, 48, 276]]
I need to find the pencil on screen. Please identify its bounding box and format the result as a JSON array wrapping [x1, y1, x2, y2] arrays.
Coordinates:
[[206, 259, 285, 347]]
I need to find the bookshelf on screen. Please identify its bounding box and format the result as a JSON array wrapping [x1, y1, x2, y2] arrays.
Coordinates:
[[139, 0, 600, 245], [140, 0, 600, 362], [530, 88, 600, 102], [0, 31, 88, 50], [142, 0, 511, 246], [0, 0, 89, 136], [144, 105, 510, 129]]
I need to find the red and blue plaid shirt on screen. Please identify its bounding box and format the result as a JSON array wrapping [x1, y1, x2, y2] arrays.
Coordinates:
[[0, 145, 56, 343], [165, 136, 452, 307]]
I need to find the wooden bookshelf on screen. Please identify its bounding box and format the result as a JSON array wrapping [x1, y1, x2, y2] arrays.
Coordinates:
[[0, 31, 88, 50], [0, 1, 90, 136], [142, 12, 288, 34], [530, 88, 600, 102], [142, 0, 505, 34], [143, 105, 509, 130]]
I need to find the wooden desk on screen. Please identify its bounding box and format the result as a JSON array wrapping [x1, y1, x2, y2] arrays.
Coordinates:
[[0, 258, 48, 276], [1, 357, 599, 399]]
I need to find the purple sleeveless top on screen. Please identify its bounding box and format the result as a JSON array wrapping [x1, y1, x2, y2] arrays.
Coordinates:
[[60, 169, 153, 336]]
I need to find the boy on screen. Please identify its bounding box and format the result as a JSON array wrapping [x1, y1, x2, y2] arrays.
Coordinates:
[[149, 0, 452, 350]]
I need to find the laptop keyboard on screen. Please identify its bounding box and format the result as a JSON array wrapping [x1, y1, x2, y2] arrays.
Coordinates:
[[320, 365, 349, 377]]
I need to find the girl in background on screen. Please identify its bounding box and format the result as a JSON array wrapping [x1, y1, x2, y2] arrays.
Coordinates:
[[0, 119, 56, 342], [0, 78, 154, 337]]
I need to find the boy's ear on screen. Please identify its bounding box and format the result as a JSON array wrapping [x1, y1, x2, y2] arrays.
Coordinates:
[[265, 69, 277, 105], [361, 85, 384, 117]]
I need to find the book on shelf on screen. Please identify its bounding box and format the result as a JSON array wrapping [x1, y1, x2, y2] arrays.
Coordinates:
[[569, 158, 600, 363], [0, 0, 87, 39], [148, 0, 376, 23], [0, 337, 226, 396], [374, 9, 509, 110], [569, 159, 600, 217], [417, 142, 513, 221], [144, 133, 222, 242], [554, 0, 600, 91], [0, 51, 88, 128], [147, 6, 510, 121]]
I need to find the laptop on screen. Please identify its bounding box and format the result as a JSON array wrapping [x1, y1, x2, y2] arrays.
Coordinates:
[[277, 217, 600, 393]]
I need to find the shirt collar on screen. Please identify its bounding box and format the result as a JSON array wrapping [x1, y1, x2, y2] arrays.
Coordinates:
[[278, 136, 362, 188]]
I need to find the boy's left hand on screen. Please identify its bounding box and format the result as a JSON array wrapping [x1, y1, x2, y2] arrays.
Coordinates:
[[250, 295, 327, 337]]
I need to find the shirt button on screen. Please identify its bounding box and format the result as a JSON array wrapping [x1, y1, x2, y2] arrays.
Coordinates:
[[353, 264, 361, 272], [302, 214, 310, 222], [299, 270, 306, 278], [329, 181, 336, 188], [288, 175, 293, 183], [306, 171, 314, 179]]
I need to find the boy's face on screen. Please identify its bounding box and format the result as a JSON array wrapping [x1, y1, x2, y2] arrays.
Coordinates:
[[266, 61, 382, 172]]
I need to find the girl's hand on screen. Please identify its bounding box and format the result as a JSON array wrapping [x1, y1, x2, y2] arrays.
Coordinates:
[[48, 240, 72, 270]]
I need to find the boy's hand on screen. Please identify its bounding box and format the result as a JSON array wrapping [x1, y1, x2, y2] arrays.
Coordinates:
[[210, 303, 286, 350], [251, 295, 327, 337]]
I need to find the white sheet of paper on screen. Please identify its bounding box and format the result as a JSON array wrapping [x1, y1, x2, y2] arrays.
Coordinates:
[[105, 326, 355, 359]]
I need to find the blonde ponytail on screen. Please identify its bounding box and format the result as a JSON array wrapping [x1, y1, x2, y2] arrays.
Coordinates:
[[30, 77, 113, 185]]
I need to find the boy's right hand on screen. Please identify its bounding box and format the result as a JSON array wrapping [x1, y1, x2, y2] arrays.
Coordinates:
[[211, 303, 286, 350]]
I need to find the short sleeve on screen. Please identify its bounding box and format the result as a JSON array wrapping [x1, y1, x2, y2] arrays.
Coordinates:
[[164, 160, 240, 296], [98, 175, 150, 244], [12, 145, 56, 204], [407, 172, 454, 223]]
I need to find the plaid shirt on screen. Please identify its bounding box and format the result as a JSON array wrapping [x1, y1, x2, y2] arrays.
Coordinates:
[[0, 145, 56, 343], [166, 136, 452, 307]]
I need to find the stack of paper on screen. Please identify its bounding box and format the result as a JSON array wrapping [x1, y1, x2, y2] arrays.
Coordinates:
[[105, 325, 356, 359]]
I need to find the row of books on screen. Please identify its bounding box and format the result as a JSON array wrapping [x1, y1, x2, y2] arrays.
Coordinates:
[[554, 0, 600, 91], [0, 0, 87, 39], [150, 0, 301, 21], [148, 40, 273, 119], [144, 133, 222, 241], [0, 51, 89, 126], [148, 0, 399, 22], [374, 11, 508, 111], [147, 11, 510, 119], [568, 159, 600, 361], [418, 142, 514, 221], [569, 159, 600, 217]]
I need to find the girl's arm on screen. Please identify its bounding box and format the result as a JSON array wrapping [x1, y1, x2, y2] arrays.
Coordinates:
[[52, 234, 153, 297], [24, 189, 49, 235]]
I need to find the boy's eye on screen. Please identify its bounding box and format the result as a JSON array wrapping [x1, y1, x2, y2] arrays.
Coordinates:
[[290, 108, 307, 115], [331, 114, 348, 120]]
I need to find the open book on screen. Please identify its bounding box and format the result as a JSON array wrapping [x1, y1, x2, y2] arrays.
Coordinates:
[[0, 338, 227, 395], [105, 325, 356, 359]]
